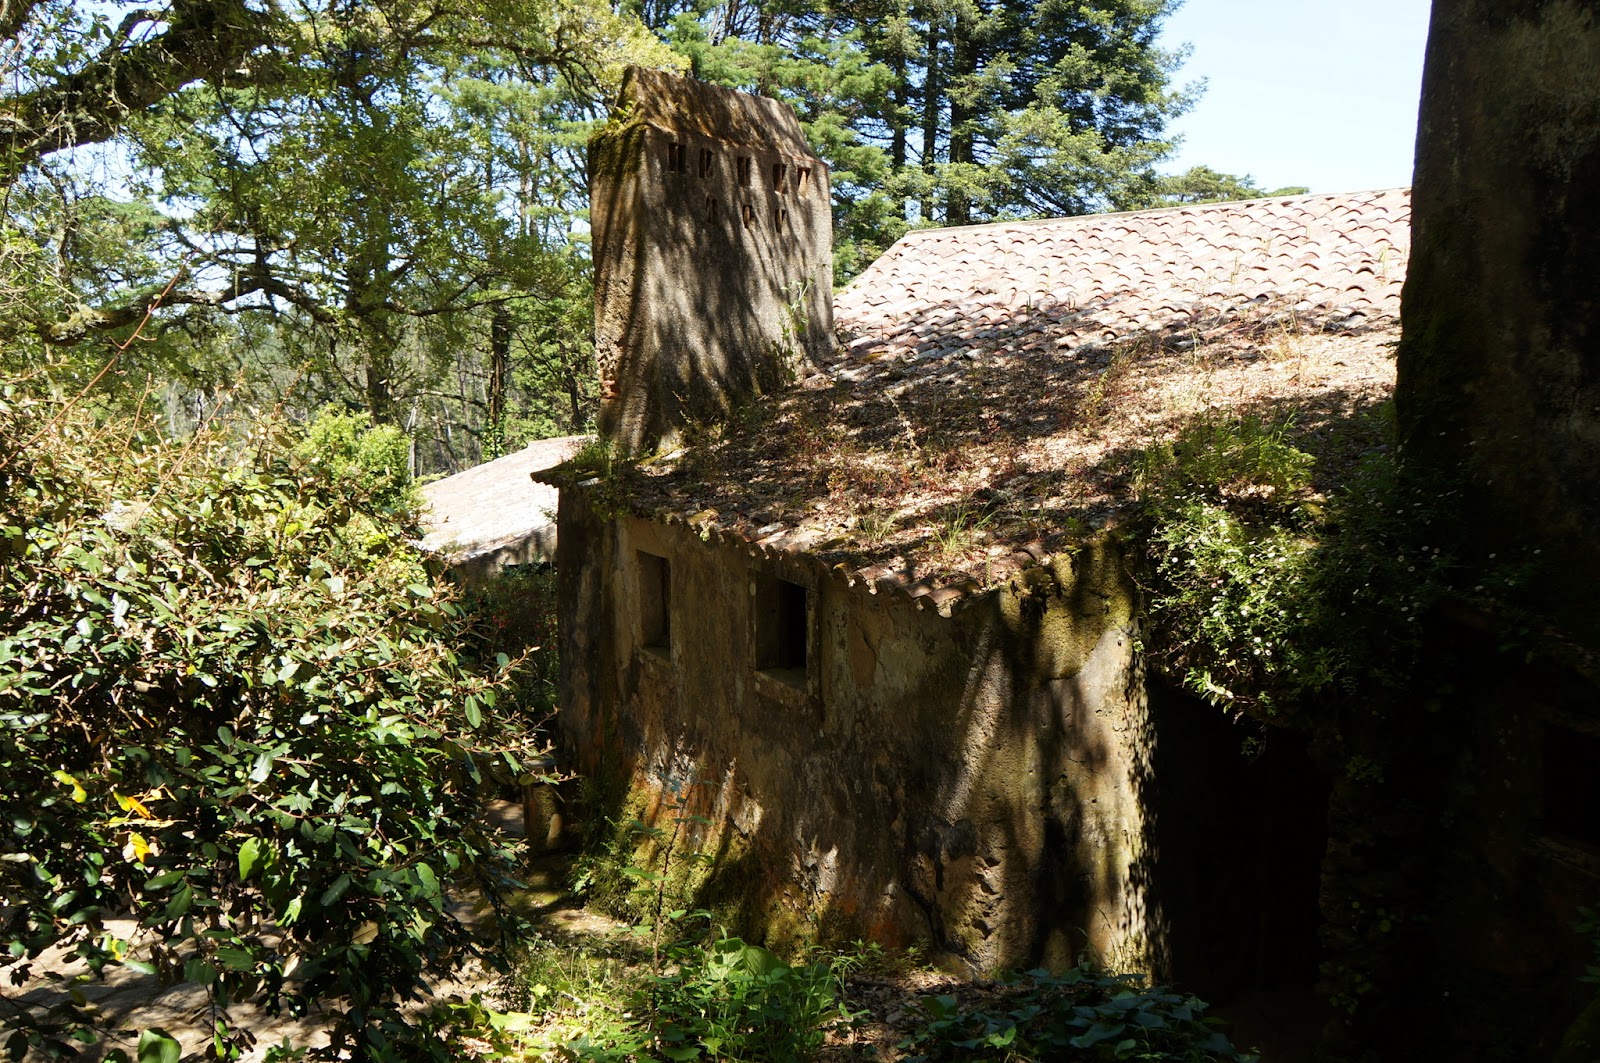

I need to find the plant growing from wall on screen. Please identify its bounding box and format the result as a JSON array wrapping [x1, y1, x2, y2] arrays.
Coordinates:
[[1133, 411, 1460, 718]]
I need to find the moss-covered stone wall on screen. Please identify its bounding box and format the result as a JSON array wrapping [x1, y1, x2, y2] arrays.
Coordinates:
[[557, 487, 1173, 972]]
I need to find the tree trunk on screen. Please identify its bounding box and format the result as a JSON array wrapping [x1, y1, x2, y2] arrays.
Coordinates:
[[945, 1, 978, 226], [918, 7, 942, 224], [488, 303, 511, 457], [891, 55, 909, 222], [1397, 0, 1600, 646]]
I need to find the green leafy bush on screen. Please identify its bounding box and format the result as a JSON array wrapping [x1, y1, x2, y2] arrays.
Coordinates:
[[506, 931, 854, 1063], [643, 936, 847, 1062], [1135, 412, 1458, 715], [0, 385, 547, 1059], [1135, 415, 1327, 713], [897, 967, 1255, 1063], [295, 405, 416, 512]]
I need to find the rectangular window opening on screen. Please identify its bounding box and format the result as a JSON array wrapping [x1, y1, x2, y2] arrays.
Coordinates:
[[755, 575, 808, 679], [771, 162, 788, 193], [741, 202, 756, 229], [1543, 724, 1600, 847], [638, 551, 671, 652], [776, 207, 790, 228], [698, 148, 715, 178], [736, 155, 752, 187], [705, 197, 720, 222], [796, 167, 812, 194]]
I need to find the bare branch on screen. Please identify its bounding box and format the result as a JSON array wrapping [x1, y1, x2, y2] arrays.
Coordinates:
[[0, 0, 282, 176], [0, 0, 45, 44]]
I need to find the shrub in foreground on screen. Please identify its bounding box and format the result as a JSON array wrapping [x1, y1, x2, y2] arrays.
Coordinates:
[[0, 386, 547, 1060]]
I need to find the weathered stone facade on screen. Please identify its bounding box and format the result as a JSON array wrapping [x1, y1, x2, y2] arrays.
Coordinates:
[[553, 493, 1328, 984], [562, 76, 1406, 1015], [590, 67, 833, 454], [556, 493, 1158, 970]]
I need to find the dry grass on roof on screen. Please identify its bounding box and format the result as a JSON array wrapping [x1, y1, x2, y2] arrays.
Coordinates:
[[623, 300, 1399, 591]]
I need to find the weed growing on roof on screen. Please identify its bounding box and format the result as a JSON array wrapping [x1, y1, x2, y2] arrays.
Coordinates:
[[566, 436, 634, 520], [854, 505, 898, 546], [932, 501, 995, 561], [1135, 410, 1460, 716], [1077, 342, 1139, 429]]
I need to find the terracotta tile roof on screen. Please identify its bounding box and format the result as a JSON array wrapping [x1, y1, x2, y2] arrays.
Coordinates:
[[832, 188, 1408, 381], [556, 189, 1410, 614], [421, 435, 589, 569]]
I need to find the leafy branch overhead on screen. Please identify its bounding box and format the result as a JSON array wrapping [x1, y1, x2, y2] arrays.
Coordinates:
[[0, 0, 678, 448]]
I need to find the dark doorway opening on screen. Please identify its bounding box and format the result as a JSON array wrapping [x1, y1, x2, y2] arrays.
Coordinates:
[[1144, 681, 1331, 1058]]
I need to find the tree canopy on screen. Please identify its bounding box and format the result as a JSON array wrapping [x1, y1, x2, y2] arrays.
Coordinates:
[[0, 0, 1271, 471], [2, 0, 679, 464]]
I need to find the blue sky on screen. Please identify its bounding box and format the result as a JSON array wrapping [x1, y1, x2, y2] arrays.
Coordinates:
[[1158, 0, 1434, 193]]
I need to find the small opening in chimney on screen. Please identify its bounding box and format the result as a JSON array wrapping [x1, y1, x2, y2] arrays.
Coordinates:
[[776, 207, 789, 228], [667, 143, 686, 173], [771, 162, 788, 193], [736, 156, 752, 186], [698, 148, 715, 178], [796, 167, 812, 194]]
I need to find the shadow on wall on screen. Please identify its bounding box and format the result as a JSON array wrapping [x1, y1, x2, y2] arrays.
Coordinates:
[[591, 97, 831, 453]]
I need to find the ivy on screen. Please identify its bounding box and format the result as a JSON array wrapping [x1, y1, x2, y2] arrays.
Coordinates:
[[1134, 411, 1458, 717]]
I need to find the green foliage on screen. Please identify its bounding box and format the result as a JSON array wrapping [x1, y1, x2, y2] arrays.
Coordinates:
[[1136, 412, 1459, 716], [457, 564, 562, 723], [295, 406, 416, 511], [507, 929, 1250, 1063], [897, 967, 1255, 1063], [1140, 166, 1310, 208], [505, 929, 857, 1062], [0, 382, 550, 1059], [1, 0, 663, 468], [642, 937, 849, 1062], [1135, 415, 1316, 511]]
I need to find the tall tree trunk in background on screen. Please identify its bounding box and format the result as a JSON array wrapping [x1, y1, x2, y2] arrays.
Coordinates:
[[488, 302, 511, 457], [564, 345, 585, 432], [918, 5, 942, 224], [364, 340, 395, 425], [891, 54, 909, 222], [1398, 0, 1600, 642], [944, 0, 978, 226]]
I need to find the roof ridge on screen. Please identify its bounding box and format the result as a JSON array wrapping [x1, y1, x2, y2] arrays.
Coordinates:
[[885, 186, 1411, 241]]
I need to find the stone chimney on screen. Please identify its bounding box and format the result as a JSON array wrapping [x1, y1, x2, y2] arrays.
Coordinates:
[[589, 66, 833, 454]]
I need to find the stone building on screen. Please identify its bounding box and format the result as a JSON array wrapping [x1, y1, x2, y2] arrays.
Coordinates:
[[589, 67, 834, 454], [419, 436, 587, 578], [548, 103, 1413, 1004]]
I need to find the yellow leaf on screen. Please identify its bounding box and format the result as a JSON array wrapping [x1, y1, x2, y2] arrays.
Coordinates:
[[122, 832, 153, 864], [113, 792, 153, 818], [52, 770, 87, 804]]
